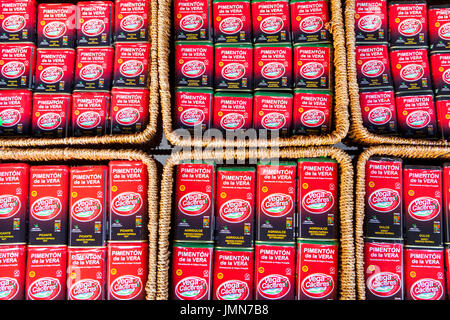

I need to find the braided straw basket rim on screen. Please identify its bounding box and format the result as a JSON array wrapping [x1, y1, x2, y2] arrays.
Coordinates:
[[0, 0, 159, 148], [0, 147, 159, 300], [156, 147, 356, 300], [158, 0, 350, 148], [355, 145, 450, 300]]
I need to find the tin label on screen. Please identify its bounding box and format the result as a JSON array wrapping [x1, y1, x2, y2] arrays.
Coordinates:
[[0, 245, 26, 300], [359, 90, 397, 134], [175, 43, 213, 88], [75, 47, 113, 91], [252, 0, 290, 43], [0, 90, 32, 136], [0, 43, 35, 89], [390, 49, 431, 92], [253, 93, 293, 135], [110, 88, 149, 135], [389, 2, 427, 47], [77, 1, 113, 46], [114, 42, 151, 88], [355, 45, 392, 89], [354, 0, 387, 43], [295, 45, 331, 90], [291, 0, 330, 43], [215, 45, 253, 90], [0, 0, 36, 42], [429, 6, 450, 50], [115, 0, 150, 42], [213, 1, 251, 42], [32, 94, 70, 138], [396, 93, 437, 138], [254, 45, 292, 89], [213, 93, 253, 131], [293, 90, 331, 135], [174, 0, 212, 41], [37, 3, 76, 48], [174, 89, 212, 131], [72, 92, 109, 137]]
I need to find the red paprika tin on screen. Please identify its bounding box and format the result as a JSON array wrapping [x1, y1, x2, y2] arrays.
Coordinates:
[[175, 41, 214, 88], [213, 247, 254, 300], [215, 167, 255, 248], [296, 239, 338, 300], [0, 0, 36, 43], [32, 93, 71, 138], [174, 162, 215, 242], [404, 246, 445, 300], [445, 244, 450, 293], [213, 92, 253, 131], [388, 1, 428, 48], [214, 43, 253, 90], [294, 43, 332, 90], [355, 44, 392, 89], [354, 0, 387, 43], [174, 0, 212, 41], [77, 1, 114, 47], [0, 163, 29, 244], [29, 165, 69, 245], [25, 245, 67, 300], [253, 91, 293, 135], [290, 0, 330, 43], [0, 244, 26, 300], [254, 43, 292, 89], [443, 164, 450, 242], [69, 166, 108, 247], [72, 91, 110, 137], [67, 246, 106, 300], [403, 165, 443, 247], [0, 89, 32, 136], [429, 5, 450, 51], [114, 0, 150, 42], [292, 89, 332, 135], [74, 46, 114, 91], [174, 88, 213, 132], [252, 0, 290, 43], [254, 241, 295, 300], [109, 88, 149, 135], [436, 96, 450, 139], [37, 3, 77, 48], [359, 89, 398, 135], [365, 157, 403, 239], [35, 49, 75, 93], [390, 48, 432, 92], [213, 0, 251, 43], [113, 42, 151, 89], [0, 43, 35, 90], [364, 239, 404, 300], [430, 51, 450, 96]]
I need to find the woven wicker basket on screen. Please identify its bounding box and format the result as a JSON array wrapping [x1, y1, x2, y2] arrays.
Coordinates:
[[345, 0, 450, 146], [158, 0, 349, 148], [355, 145, 450, 300], [156, 147, 356, 300], [0, 0, 159, 148], [0, 147, 159, 300]]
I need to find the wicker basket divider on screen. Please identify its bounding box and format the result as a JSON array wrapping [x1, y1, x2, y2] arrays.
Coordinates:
[[156, 147, 356, 300], [0, 0, 159, 148], [355, 145, 450, 300], [158, 0, 349, 148], [0, 147, 159, 300]]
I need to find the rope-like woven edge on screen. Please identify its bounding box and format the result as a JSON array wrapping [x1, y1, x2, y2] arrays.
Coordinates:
[[159, 0, 350, 148], [0, 0, 159, 148], [156, 147, 356, 300], [0, 147, 159, 300], [355, 145, 450, 300], [345, 0, 450, 146]]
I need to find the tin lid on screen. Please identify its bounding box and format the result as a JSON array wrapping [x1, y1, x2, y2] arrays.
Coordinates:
[[297, 157, 337, 163], [214, 246, 254, 252], [214, 91, 253, 99], [255, 240, 296, 247], [217, 166, 256, 172], [430, 51, 450, 56], [429, 4, 450, 10], [359, 86, 395, 94], [404, 245, 444, 251], [435, 95, 450, 101], [175, 40, 214, 46], [389, 45, 428, 51], [214, 0, 250, 2], [251, 0, 288, 3], [173, 241, 214, 248], [296, 238, 339, 246], [404, 164, 442, 171], [294, 42, 331, 49], [368, 156, 403, 163], [254, 42, 292, 48], [214, 43, 253, 49], [256, 160, 297, 166], [364, 237, 404, 244], [388, 0, 426, 6], [294, 89, 333, 96], [394, 90, 435, 98], [76, 45, 114, 50], [355, 41, 389, 46], [179, 160, 216, 166], [290, 0, 328, 3], [254, 91, 293, 98], [37, 47, 76, 52], [175, 87, 214, 94]]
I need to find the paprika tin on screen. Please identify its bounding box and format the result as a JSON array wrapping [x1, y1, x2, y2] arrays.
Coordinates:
[[25, 245, 67, 300], [388, 0, 428, 48], [74, 46, 114, 91], [390, 48, 432, 92], [213, 247, 254, 300], [174, 0, 212, 41], [175, 41, 214, 88], [174, 162, 215, 242], [35, 49, 75, 93], [365, 157, 403, 239], [72, 91, 110, 137], [252, 0, 290, 43], [364, 238, 404, 300], [67, 246, 106, 300], [0, 0, 36, 43], [294, 43, 332, 90], [174, 88, 213, 132], [355, 44, 392, 89], [395, 92, 437, 138], [292, 89, 332, 135], [109, 161, 148, 242], [113, 42, 151, 89], [296, 239, 338, 300], [445, 244, 450, 293], [256, 162, 296, 242], [213, 0, 251, 43], [29, 165, 69, 245], [0, 244, 26, 300], [0, 89, 32, 136], [436, 96, 450, 139], [254, 43, 292, 90], [114, 0, 150, 42], [212, 92, 253, 131], [69, 166, 108, 247], [430, 51, 450, 96], [354, 0, 387, 43], [76, 1, 114, 47], [442, 163, 450, 242], [253, 91, 293, 136], [32, 93, 71, 138], [0, 43, 35, 90], [109, 88, 149, 135], [428, 5, 450, 51], [215, 167, 256, 248], [107, 242, 148, 300], [403, 165, 443, 247], [214, 43, 253, 90], [254, 241, 295, 300], [37, 3, 77, 48], [290, 0, 330, 44], [297, 158, 337, 240], [0, 163, 29, 244], [404, 246, 445, 300], [359, 88, 398, 135]]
